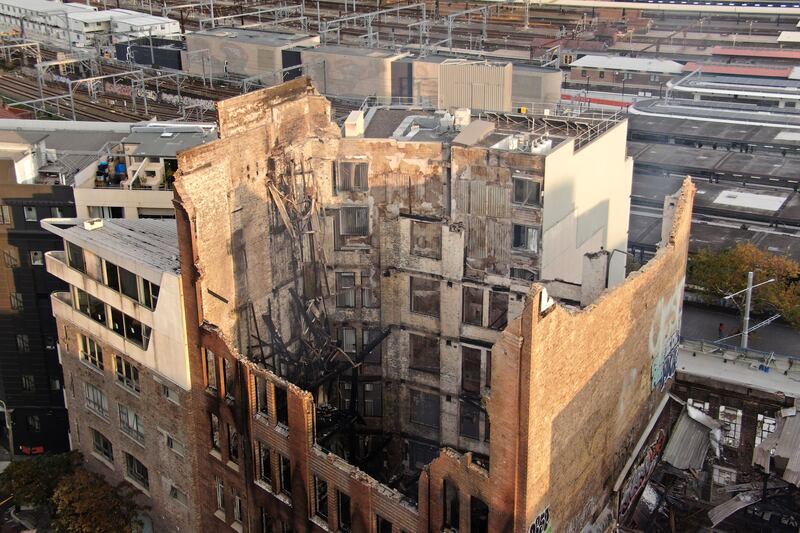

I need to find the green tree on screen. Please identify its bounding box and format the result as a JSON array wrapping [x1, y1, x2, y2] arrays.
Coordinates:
[[689, 243, 800, 330], [0, 451, 81, 507], [51, 468, 145, 533]]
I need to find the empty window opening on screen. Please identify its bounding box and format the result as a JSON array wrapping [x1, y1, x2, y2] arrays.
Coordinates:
[[409, 333, 440, 373], [462, 286, 483, 326], [470, 496, 489, 533], [410, 276, 440, 317], [274, 385, 289, 427], [337, 490, 352, 532], [443, 479, 460, 530], [314, 476, 328, 519], [460, 400, 480, 440], [461, 347, 481, 395], [410, 389, 440, 429], [411, 221, 442, 259], [488, 291, 509, 330]]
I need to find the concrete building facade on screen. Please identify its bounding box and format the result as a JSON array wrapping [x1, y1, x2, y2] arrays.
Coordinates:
[[167, 78, 694, 532], [43, 218, 200, 533]]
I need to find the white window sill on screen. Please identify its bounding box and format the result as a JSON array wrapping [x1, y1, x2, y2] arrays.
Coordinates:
[[230, 521, 243, 533], [214, 510, 226, 522]]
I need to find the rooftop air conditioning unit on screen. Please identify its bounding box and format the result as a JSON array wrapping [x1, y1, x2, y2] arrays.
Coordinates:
[[83, 218, 104, 231]]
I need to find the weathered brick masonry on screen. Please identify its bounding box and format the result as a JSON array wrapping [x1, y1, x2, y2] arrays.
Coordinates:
[[173, 78, 694, 532]]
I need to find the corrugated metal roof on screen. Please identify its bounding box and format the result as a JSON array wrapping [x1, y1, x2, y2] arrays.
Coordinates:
[[711, 46, 800, 60], [683, 62, 792, 78], [754, 410, 800, 487], [662, 411, 710, 470], [570, 55, 683, 74], [708, 491, 761, 527]]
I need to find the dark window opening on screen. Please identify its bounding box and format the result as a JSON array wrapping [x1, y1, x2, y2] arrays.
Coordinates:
[[443, 479, 460, 530], [462, 347, 481, 394], [337, 490, 352, 532], [488, 291, 509, 330], [409, 333, 439, 373], [462, 286, 483, 326], [470, 496, 490, 533], [275, 386, 289, 427], [410, 276, 440, 317]]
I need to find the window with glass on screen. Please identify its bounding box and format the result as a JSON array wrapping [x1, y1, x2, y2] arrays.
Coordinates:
[[66, 242, 85, 273], [339, 327, 356, 355], [21, 375, 34, 392], [336, 161, 369, 192], [27, 415, 40, 433], [0, 205, 10, 224], [512, 224, 538, 253], [23, 206, 37, 222], [488, 291, 509, 330], [756, 414, 777, 446], [92, 428, 113, 462], [10, 292, 23, 311], [409, 333, 440, 373], [85, 382, 108, 417], [336, 272, 356, 308], [115, 355, 140, 393], [109, 309, 151, 349], [512, 177, 541, 206], [361, 272, 379, 308], [29, 251, 43, 266], [119, 404, 145, 443], [362, 328, 382, 364], [338, 207, 369, 236], [15, 334, 29, 352], [233, 492, 243, 523], [125, 453, 149, 490], [74, 287, 107, 325], [410, 389, 440, 428]]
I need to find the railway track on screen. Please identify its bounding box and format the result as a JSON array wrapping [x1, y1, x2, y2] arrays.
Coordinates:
[[0, 73, 186, 122]]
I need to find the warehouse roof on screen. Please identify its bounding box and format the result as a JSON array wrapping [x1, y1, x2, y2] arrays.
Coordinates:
[[570, 55, 683, 74], [682, 62, 792, 78], [711, 46, 800, 60], [778, 31, 800, 44], [192, 27, 319, 48]]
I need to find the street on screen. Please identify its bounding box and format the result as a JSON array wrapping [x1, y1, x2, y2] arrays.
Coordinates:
[[682, 302, 800, 357]]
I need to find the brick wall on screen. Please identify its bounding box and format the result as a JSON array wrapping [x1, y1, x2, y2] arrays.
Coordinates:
[[425, 179, 695, 533]]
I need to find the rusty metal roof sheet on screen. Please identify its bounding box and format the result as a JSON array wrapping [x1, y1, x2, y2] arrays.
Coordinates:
[[663, 405, 722, 470], [753, 408, 800, 487], [708, 491, 761, 527]]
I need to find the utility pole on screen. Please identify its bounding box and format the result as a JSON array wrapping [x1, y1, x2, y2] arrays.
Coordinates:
[[742, 271, 754, 349]]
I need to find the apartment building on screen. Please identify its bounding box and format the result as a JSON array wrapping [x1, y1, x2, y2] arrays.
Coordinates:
[[168, 78, 693, 532], [43, 217, 199, 533], [72, 123, 216, 221], [0, 0, 179, 49], [0, 121, 131, 456]]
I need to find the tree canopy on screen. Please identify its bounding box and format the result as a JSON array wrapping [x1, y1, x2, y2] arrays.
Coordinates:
[[51, 468, 144, 533], [0, 451, 80, 507], [689, 243, 800, 330]]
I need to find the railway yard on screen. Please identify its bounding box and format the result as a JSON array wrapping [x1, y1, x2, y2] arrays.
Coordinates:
[[0, 0, 798, 263]]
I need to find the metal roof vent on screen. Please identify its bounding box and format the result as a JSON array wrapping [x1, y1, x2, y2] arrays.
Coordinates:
[[83, 218, 104, 231]]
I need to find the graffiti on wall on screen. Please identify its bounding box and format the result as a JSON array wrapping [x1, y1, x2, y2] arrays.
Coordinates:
[[618, 429, 666, 520], [648, 276, 684, 390]]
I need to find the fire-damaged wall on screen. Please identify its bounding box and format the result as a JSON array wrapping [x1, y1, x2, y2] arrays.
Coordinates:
[[424, 180, 694, 533]]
